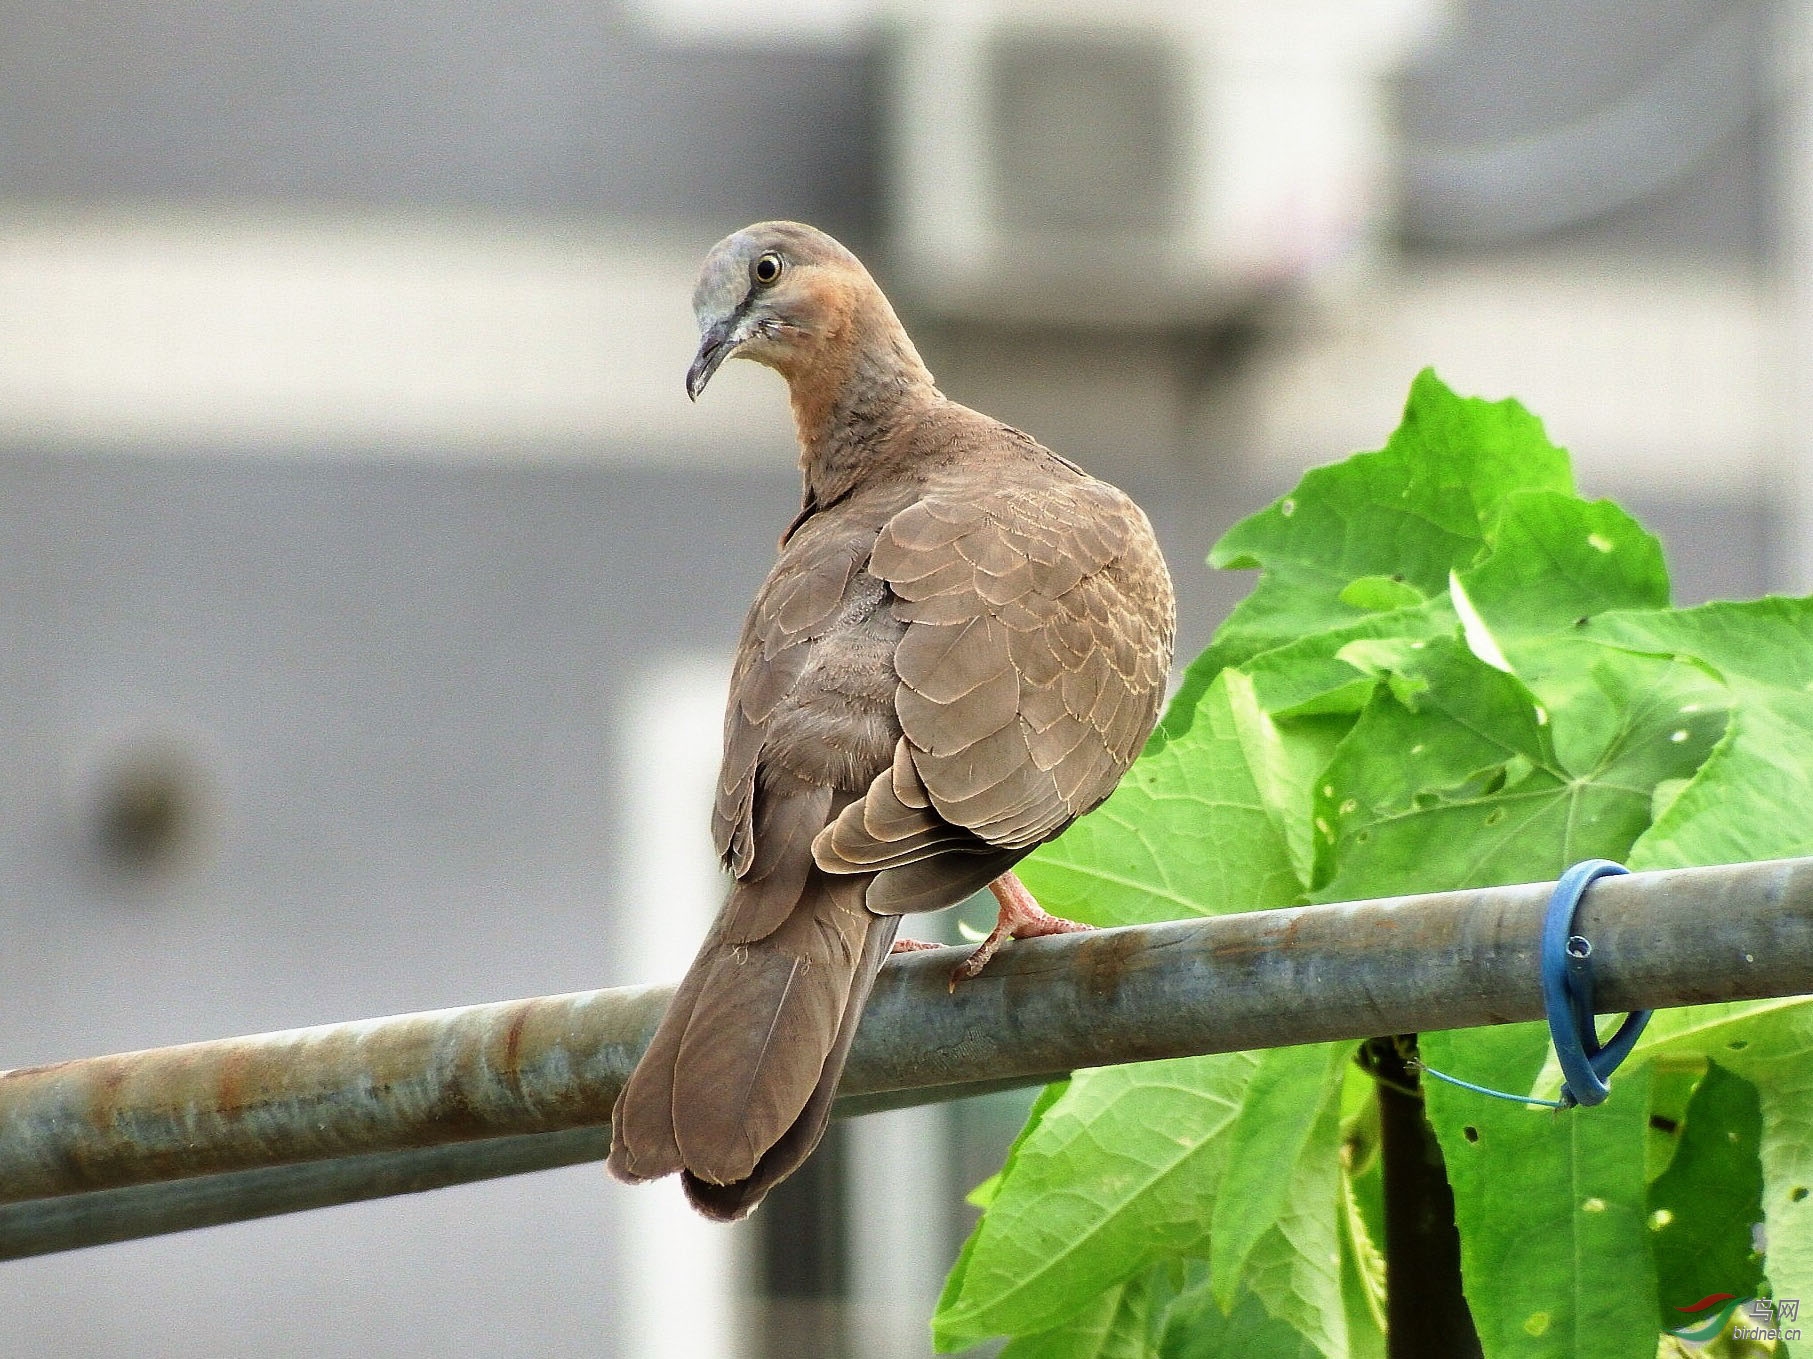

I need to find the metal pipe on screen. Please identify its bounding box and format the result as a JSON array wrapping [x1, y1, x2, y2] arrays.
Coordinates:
[[3, 856, 1811, 1257]]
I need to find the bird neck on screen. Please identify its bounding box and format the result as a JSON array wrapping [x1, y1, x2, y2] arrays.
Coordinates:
[[787, 297, 937, 505]]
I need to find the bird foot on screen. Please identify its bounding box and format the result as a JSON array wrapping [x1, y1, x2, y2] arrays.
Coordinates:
[[949, 871, 1092, 990], [889, 937, 942, 954]]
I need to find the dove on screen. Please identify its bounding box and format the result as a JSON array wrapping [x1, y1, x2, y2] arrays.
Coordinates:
[[607, 222, 1175, 1220]]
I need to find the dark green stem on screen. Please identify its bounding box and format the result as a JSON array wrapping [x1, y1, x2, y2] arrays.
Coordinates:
[[1366, 1035, 1483, 1359]]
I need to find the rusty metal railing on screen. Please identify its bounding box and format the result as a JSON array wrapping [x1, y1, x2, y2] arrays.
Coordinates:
[[4, 856, 1813, 1258]]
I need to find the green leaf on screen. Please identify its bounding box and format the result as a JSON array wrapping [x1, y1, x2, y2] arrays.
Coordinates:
[[1458, 491, 1669, 638], [1023, 1261, 1287, 1359], [1034, 1091, 1357, 1358], [940, 367, 1813, 1359], [1223, 669, 1350, 888], [932, 1054, 1260, 1351], [1310, 636, 1726, 902], [1633, 693, 1813, 871], [1210, 1044, 1353, 1312], [1581, 598, 1813, 870], [1644, 1061, 1702, 1183], [1339, 1161, 1389, 1359], [941, 1080, 1072, 1315], [999, 1266, 1173, 1359], [1239, 1087, 1352, 1356], [1161, 1283, 1327, 1359], [1018, 670, 1304, 926], [1647, 1063, 1765, 1327], [1238, 600, 1457, 719], [965, 1171, 1001, 1211], [1223, 488, 1663, 728], [1422, 1025, 1660, 1357], [1203, 369, 1571, 673], [1627, 999, 1813, 1322], [1589, 596, 1813, 690], [1340, 575, 1429, 612]]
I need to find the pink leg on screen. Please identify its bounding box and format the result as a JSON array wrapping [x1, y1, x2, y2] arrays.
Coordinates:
[[950, 871, 1092, 988], [889, 937, 942, 954]]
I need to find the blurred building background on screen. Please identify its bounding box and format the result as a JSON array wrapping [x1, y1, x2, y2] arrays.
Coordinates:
[[0, 0, 1805, 1354]]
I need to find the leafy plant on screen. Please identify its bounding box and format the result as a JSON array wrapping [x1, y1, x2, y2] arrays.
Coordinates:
[[931, 370, 1813, 1358]]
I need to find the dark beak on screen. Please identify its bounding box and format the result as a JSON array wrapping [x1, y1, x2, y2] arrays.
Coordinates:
[[686, 319, 739, 402]]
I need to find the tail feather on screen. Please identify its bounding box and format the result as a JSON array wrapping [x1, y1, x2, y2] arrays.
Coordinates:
[[605, 913, 728, 1183], [607, 867, 895, 1217], [684, 908, 898, 1221], [672, 871, 871, 1182]]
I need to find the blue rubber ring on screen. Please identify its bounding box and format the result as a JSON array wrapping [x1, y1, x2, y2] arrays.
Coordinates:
[[1541, 859, 1650, 1107]]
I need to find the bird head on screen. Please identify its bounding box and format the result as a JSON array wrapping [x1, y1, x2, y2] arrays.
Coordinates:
[[684, 221, 872, 401]]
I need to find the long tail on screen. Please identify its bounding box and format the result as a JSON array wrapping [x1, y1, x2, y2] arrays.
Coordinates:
[[606, 867, 898, 1221]]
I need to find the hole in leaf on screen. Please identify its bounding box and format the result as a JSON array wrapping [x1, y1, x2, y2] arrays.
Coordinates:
[[1463, 1125, 1479, 1143], [1729, 1039, 1749, 1051], [1793, 1187, 1809, 1203], [1484, 808, 1506, 826], [1482, 768, 1507, 795]]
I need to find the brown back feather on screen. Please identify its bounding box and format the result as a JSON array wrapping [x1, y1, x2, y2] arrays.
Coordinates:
[[811, 463, 1175, 902]]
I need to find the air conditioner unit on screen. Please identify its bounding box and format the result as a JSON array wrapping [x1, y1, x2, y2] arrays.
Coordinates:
[[886, 0, 1440, 327]]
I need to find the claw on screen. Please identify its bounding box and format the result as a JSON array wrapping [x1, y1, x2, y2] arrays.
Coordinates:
[[949, 871, 1092, 989]]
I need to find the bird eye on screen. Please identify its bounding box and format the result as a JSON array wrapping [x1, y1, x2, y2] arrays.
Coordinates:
[[752, 252, 784, 285]]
